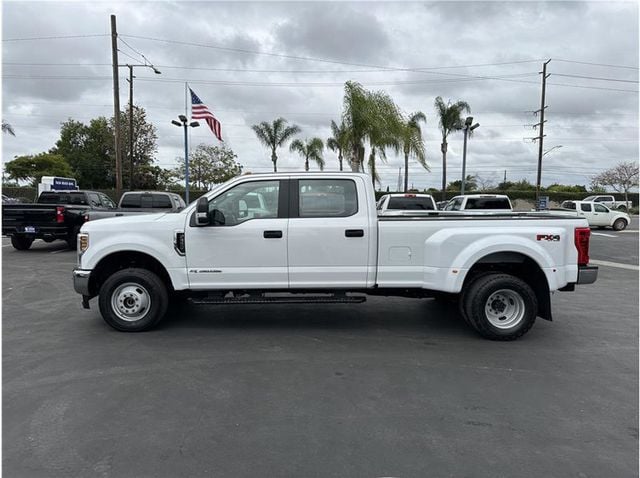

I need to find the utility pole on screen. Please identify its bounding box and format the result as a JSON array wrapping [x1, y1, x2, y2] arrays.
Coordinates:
[[535, 59, 551, 200], [128, 65, 134, 190], [110, 14, 122, 198]]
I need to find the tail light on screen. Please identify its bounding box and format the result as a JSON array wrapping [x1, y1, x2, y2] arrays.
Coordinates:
[[56, 206, 64, 223], [574, 227, 590, 266]]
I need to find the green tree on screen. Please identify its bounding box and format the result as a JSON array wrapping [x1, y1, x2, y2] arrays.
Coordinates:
[[114, 105, 158, 189], [545, 183, 587, 193], [5, 153, 72, 186], [251, 118, 300, 172], [342, 81, 404, 184], [53, 117, 115, 189], [447, 175, 478, 192], [399, 111, 428, 192], [326, 120, 349, 171], [290, 137, 325, 171], [174, 144, 243, 189], [591, 161, 639, 206], [434, 96, 470, 201]]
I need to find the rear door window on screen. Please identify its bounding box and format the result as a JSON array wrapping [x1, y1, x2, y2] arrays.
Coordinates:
[[580, 203, 592, 212], [298, 179, 358, 217], [87, 193, 101, 207]]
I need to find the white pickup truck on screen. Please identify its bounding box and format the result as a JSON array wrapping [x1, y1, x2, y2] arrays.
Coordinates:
[[73, 173, 597, 340], [583, 195, 632, 211], [557, 200, 630, 231]]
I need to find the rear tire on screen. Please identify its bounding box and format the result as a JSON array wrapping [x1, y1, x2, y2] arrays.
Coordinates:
[[612, 218, 627, 231], [463, 273, 537, 341], [11, 234, 34, 250], [98, 268, 168, 332]]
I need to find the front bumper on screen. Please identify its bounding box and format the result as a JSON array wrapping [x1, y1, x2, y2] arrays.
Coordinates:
[[577, 265, 598, 284], [73, 268, 92, 296]]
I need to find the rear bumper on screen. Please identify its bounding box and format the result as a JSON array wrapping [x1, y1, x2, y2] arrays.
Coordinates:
[[577, 265, 598, 285]]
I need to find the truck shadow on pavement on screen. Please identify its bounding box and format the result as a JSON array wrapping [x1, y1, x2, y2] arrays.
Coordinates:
[[156, 298, 475, 338]]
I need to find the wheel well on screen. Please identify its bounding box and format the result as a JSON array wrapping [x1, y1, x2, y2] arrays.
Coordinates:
[[89, 251, 173, 297], [463, 251, 552, 321]]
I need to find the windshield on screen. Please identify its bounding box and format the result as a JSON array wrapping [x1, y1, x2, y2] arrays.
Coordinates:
[[583, 196, 595, 201]]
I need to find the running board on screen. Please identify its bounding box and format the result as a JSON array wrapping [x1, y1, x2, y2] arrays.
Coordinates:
[[189, 295, 366, 305]]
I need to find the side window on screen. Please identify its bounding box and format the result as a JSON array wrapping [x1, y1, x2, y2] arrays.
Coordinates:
[[209, 180, 280, 226], [594, 197, 606, 202], [445, 198, 462, 211], [376, 197, 385, 210], [298, 179, 357, 217], [594, 204, 608, 213], [99, 193, 116, 209], [88, 193, 101, 207], [120, 193, 141, 208], [580, 203, 592, 212]]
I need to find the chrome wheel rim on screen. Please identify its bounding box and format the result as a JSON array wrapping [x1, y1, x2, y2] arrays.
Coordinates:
[[111, 282, 151, 322], [484, 289, 525, 329]]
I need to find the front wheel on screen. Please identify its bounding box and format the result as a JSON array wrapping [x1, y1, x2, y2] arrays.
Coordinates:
[[463, 273, 538, 340], [612, 218, 628, 231], [98, 268, 168, 332], [11, 234, 34, 250]]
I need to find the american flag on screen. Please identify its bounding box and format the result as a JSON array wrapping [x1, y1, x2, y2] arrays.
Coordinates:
[[190, 88, 222, 141]]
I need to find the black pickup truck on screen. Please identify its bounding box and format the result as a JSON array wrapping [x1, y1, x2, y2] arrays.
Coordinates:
[[2, 190, 117, 250]]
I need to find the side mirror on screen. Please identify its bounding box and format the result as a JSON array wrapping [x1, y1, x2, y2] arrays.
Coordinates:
[[195, 197, 210, 226]]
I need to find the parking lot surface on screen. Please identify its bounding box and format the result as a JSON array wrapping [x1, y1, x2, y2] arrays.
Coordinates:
[[2, 221, 638, 477]]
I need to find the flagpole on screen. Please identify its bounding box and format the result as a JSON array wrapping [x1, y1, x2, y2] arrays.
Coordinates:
[[184, 82, 190, 203]]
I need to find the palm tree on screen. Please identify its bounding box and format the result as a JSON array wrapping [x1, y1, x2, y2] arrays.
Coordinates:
[[326, 120, 349, 171], [399, 111, 428, 192], [2, 121, 15, 136], [290, 137, 325, 171], [434, 96, 470, 200], [251, 117, 300, 172], [342, 81, 403, 184]]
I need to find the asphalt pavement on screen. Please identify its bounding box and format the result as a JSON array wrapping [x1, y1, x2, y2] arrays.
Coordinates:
[[2, 223, 638, 478]]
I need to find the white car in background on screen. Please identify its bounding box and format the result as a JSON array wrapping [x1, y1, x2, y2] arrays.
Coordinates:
[[376, 193, 437, 215], [557, 200, 630, 231], [583, 195, 632, 211]]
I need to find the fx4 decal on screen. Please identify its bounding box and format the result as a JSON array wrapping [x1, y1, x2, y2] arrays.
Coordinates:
[[537, 234, 561, 241]]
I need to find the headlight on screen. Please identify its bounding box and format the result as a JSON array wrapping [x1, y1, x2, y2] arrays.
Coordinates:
[[78, 232, 89, 254]]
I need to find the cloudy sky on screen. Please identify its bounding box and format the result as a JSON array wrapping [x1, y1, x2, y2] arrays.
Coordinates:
[[2, 0, 638, 191]]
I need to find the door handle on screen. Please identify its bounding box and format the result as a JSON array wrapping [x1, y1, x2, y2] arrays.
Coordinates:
[[345, 229, 364, 238], [263, 230, 283, 239]]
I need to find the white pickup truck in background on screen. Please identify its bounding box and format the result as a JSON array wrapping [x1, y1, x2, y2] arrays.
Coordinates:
[[557, 200, 630, 230], [583, 195, 632, 211], [73, 173, 597, 341], [376, 193, 437, 215], [443, 194, 513, 213]]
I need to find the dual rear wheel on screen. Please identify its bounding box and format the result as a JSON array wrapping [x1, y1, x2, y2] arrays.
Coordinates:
[[459, 273, 538, 341]]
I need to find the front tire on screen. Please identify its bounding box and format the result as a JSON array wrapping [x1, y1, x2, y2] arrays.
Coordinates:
[[98, 268, 168, 332], [11, 234, 34, 250], [463, 273, 538, 340], [612, 218, 628, 231]]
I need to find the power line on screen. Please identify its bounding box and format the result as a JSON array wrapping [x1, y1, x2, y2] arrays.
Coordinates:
[[553, 73, 638, 84], [554, 58, 639, 70], [2, 34, 109, 42]]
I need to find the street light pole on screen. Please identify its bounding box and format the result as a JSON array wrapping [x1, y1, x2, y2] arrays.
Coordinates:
[[460, 116, 480, 196], [172, 115, 199, 204]]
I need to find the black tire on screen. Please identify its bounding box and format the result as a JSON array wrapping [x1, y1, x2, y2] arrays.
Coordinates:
[[66, 226, 80, 250], [11, 234, 34, 250], [612, 218, 628, 231], [617, 205, 627, 212], [463, 273, 537, 341], [98, 268, 169, 332]]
